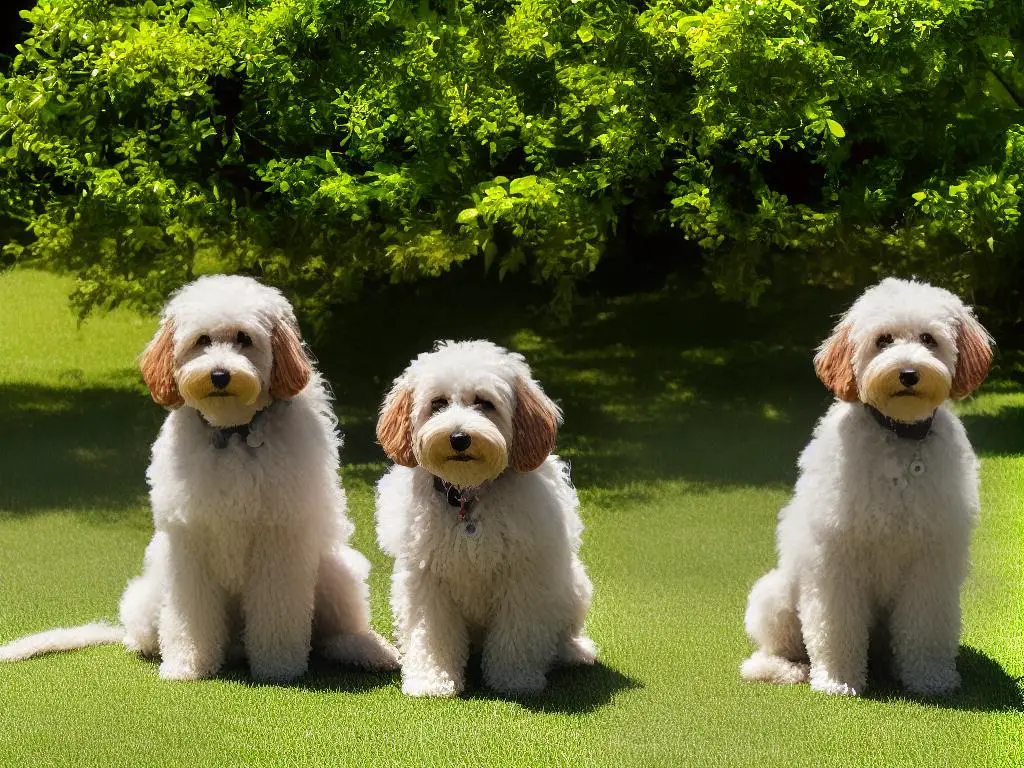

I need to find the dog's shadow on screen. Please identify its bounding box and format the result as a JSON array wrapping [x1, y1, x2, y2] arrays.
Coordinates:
[[181, 653, 638, 711], [212, 655, 401, 694], [459, 654, 642, 714], [864, 645, 1023, 712]]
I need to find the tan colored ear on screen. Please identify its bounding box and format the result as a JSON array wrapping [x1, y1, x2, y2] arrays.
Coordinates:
[[140, 321, 182, 407], [950, 313, 993, 399], [376, 386, 416, 467], [270, 320, 312, 399], [813, 323, 859, 402], [510, 378, 561, 472]]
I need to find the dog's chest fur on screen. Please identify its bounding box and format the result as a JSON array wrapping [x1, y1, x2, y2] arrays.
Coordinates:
[[783, 402, 978, 599], [381, 462, 579, 629], [146, 398, 342, 592]]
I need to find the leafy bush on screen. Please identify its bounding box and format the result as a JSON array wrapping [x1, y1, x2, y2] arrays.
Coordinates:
[[1, 0, 1022, 322]]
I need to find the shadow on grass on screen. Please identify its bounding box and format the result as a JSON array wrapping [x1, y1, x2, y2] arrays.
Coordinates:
[[216, 655, 402, 695], [188, 653, 638, 711], [455, 653, 640, 714], [864, 645, 1024, 713], [0, 380, 161, 517], [961, 406, 1024, 457]]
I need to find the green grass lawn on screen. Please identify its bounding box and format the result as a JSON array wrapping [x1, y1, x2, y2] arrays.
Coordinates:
[[0, 269, 1021, 767]]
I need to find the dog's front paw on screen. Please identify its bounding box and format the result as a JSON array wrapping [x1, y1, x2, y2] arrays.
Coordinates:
[[810, 673, 862, 697], [903, 665, 961, 697], [159, 658, 215, 681], [402, 673, 462, 698]]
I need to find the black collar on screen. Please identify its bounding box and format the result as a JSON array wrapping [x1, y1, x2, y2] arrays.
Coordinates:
[[433, 475, 471, 507], [198, 409, 265, 449], [865, 404, 934, 441], [432, 475, 476, 522]]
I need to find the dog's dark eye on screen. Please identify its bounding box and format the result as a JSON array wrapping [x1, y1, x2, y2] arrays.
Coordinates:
[[875, 334, 894, 349], [919, 332, 937, 347], [474, 397, 496, 411], [236, 331, 253, 348], [195, 334, 212, 348], [430, 398, 448, 413]]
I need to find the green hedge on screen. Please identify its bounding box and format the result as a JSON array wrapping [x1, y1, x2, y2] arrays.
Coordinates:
[[1, 0, 1022, 321]]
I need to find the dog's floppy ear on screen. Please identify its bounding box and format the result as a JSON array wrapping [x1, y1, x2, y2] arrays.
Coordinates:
[[814, 322, 859, 402], [950, 311, 993, 399], [140, 320, 183, 407], [377, 382, 416, 467], [270, 319, 312, 399], [510, 378, 561, 472]]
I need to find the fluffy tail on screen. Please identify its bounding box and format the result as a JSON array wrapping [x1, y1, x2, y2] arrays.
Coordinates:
[[0, 622, 125, 662]]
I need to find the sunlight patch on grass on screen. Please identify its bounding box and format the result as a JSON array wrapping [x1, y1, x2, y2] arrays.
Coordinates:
[[0, 269, 154, 389], [955, 391, 1024, 418]]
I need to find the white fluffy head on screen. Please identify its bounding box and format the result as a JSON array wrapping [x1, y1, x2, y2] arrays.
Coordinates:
[[376, 340, 561, 488], [814, 278, 993, 421], [140, 275, 312, 427]]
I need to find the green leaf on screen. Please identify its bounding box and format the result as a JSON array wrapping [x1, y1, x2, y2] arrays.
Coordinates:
[[187, 5, 213, 27], [825, 119, 845, 138], [509, 176, 538, 195], [911, 191, 927, 202], [577, 26, 594, 43], [457, 208, 479, 224]]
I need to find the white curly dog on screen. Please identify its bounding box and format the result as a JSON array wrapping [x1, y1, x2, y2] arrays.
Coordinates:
[[375, 340, 597, 697], [741, 278, 993, 696], [0, 275, 398, 681]]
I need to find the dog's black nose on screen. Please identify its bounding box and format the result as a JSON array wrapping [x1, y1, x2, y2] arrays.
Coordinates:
[[450, 432, 472, 452], [898, 369, 919, 388], [211, 369, 231, 389]]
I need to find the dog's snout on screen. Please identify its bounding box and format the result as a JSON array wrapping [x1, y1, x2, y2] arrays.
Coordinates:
[[898, 369, 920, 388], [211, 369, 231, 389], [449, 432, 472, 452]]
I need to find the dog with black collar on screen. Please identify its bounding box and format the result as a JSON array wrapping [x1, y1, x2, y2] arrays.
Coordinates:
[[375, 340, 597, 697], [0, 275, 398, 680], [741, 277, 993, 696]]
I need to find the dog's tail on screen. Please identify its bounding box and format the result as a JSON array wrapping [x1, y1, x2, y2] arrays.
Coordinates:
[[740, 651, 809, 685], [0, 622, 125, 662]]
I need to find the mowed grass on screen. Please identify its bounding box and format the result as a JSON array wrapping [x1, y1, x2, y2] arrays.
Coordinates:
[[0, 269, 1021, 767]]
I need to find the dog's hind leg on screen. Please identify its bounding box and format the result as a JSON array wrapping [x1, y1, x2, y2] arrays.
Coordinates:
[[558, 635, 598, 665], [120, 576, 160, 657], [120, 534, 168, 657], [558, 558, 598, 666], [314, 547, 399, 671], [740, 569, 809, 684]]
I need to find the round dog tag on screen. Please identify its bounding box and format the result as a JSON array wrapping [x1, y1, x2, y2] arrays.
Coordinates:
[[909, 460, 925, 476]]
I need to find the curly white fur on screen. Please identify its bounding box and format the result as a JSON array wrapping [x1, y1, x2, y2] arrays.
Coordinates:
[[375, 340, 597, 697], [0, 275, 398, 681], [741, 278, 993, 697]]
